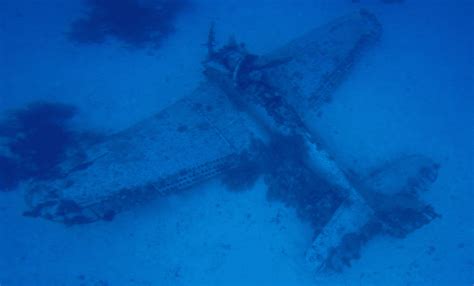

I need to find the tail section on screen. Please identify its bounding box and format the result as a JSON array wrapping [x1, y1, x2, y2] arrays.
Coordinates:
[[361, 155, 440, 238], [306, 155, 440, 272]]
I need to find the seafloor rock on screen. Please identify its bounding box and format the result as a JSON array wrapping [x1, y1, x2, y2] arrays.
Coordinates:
[[68, 0, 189, 48], [0, 102, 96, 191]]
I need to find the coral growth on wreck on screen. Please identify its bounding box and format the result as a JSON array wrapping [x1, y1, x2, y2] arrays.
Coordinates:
[[262, 134, 344, 230], [220, 133, 344, 230]]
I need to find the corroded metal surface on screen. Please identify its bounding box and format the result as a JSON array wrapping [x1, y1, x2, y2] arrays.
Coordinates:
[[24, 10, 382, 225], [23, 10, 439, 274]]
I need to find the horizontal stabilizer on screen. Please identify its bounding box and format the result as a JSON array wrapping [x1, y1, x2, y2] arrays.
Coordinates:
[[361, 155, 440, 237], [306, 155, 440, 272]]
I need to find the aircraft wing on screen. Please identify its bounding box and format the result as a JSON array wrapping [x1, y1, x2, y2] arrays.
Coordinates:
[[25, 82, 262, 224], [264, 10, 381, 124], [24, 10, 381, 225]]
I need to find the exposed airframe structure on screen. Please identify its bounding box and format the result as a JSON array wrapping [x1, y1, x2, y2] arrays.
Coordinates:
[[23, 10, 439, 272]]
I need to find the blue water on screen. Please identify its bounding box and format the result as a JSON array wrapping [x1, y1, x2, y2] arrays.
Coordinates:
[[1, 0, 473, 285]]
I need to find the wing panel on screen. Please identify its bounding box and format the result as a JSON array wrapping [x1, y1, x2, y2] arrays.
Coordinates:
[[25, 82, 258, 223], [264, 11, 381, 119]]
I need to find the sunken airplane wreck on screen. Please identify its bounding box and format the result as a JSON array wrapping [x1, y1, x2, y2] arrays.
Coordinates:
[[23, 11, 439, 272]]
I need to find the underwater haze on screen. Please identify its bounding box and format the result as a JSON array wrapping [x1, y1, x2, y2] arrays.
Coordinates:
[[0, 0, 473, 285]]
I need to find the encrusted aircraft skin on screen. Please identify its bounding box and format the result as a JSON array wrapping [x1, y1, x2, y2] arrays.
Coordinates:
[[25, 82, 261, 223], [23, 10, 438, 273], [25, 11, 380, 224]]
